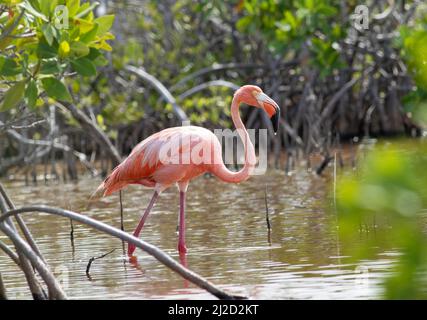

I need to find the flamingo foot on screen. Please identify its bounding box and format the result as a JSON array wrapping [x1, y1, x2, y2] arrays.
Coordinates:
[[128, 243, 136, 256]]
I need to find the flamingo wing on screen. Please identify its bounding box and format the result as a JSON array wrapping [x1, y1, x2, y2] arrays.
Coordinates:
[[95, 126, 216, 197]]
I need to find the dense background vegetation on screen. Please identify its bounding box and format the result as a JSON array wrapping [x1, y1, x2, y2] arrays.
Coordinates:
[[1, 0, 427, 300], [1, 0, 425, 178]]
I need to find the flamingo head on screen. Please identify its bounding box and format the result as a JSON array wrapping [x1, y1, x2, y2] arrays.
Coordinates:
[[236, 85, 281, 134]]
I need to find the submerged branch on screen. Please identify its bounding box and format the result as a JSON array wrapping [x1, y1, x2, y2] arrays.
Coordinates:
[[0, 223, 67, 299], [86, 249, 116, 278], [0, 205, 244, 300]]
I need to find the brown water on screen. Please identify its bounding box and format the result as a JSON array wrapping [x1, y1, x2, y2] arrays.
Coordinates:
[[0, 169, 396, 299]]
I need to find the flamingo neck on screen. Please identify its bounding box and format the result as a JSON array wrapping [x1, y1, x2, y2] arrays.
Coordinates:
[[212, 95, 256, 183]]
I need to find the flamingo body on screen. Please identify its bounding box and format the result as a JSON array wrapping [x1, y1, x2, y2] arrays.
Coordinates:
[[98, 126, 220, 196], [94, 85, 280, 255]]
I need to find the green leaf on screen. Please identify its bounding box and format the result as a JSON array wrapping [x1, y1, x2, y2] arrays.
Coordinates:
[[1, 81, 26, 111], [19, 1, 49, 22], [41, 77, 72, 102], [236, 16, 252, 32], [75, 1, 99, 19], [42, 24, 54, 45], [94, 15, 115, 35], [79, 24, 98, 43], [39, 0, 51, 17], [25, 79, 38, 108], [70, 41, 90, 57], [0, 56, 22, 76], [86, 47, 108, 66], [40, 59, 60, 74], [37, 38, 57, 59], [70, 57, 96, 77], [67, 0, 81, 17], [284, 11, 298, 29]]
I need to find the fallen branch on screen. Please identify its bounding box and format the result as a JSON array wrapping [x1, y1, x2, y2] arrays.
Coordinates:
[[0, 188, 47, 300], [0, 205, 245, 300], [0, 222, 67, 299]]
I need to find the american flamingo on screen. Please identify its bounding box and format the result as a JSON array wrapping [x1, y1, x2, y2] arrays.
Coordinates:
[[94, 85, 280, 255]]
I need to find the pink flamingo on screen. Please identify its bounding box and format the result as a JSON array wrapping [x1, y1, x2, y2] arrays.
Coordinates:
[[94, 85, 280, 256]]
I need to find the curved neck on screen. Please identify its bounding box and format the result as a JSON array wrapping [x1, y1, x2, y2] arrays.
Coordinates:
[[211, 95, 256, 183]]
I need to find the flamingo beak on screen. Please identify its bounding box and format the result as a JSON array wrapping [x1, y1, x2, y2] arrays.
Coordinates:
[[256, 92, 281, 134], [271, 107, 280, 134]]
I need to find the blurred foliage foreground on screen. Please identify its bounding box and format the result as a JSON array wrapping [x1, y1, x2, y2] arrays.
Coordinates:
[[1, 0, 427, 179], [334, 1, 427, 299], [336, 141, 427, 299]]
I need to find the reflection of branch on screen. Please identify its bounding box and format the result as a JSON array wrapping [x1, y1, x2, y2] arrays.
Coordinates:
[[0, 272, 7, 300], [0, 222, 67, 299], [0, 206, 245, 300], [0, 239, 20, 266], [125, 65, 188, 122]]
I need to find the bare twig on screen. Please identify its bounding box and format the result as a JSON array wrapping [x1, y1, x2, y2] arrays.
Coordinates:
[[264, 185, 272, 245], [86, 249, 116, 278], [264, 185, 272, 231]]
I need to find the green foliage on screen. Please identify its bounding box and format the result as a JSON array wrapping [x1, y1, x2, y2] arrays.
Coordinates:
[[336, 7, 427, 299], [41, 76, 72, 102], [182, 88, 232, 128], [0, 0, 114, 110], [399, 7, 427, 126], [0, 79, 25, 111], [336, 142, 427, 299], [80, 0, 240, 129], [236, 0, 346, 77]]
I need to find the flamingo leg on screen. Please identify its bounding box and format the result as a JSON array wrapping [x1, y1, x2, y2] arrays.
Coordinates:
[[128, 191, 159, 256], [178, 191, 187, 254]]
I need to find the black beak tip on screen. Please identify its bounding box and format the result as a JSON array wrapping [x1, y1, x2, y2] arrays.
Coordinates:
[[271, 107, 280, 134]]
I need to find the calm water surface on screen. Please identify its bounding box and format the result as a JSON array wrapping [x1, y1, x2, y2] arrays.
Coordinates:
[[0, 169, 395, 299]]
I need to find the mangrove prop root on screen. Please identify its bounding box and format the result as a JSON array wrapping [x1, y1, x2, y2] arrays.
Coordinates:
[[0, 205, 245, 300]]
